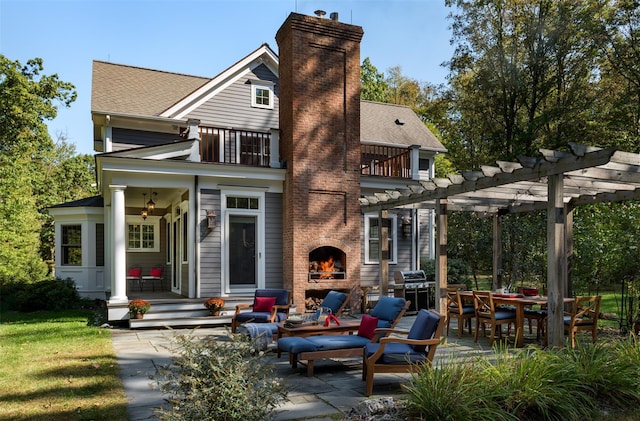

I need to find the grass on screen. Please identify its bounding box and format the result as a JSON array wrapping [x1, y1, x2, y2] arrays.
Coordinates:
[[0, 310, 128, 421]]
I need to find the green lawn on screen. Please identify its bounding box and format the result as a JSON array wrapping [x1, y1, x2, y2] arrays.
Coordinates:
[[0, 310, 128, 421]]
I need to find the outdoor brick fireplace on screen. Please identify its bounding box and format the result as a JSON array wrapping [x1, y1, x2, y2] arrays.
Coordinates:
[[277, 13, 363, 309]]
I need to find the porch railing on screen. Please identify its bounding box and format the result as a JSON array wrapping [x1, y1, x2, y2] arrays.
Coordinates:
[[199, 126, 271, 167], [361, 144, 412, 178]]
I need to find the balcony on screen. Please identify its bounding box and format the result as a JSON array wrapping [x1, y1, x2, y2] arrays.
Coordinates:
[[199, 126, 271, 166], [361, 144, 412, 178]]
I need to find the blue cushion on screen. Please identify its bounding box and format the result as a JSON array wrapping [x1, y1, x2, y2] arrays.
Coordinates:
[[494, 311, 516, 320], [322, 290, 347, 314], [365, 342, 427, 365], [370, 296, 406, 324], [255, 288, 289, 306], [278, 337, 318, 354], [564, 317, 593, 326], [376, 319, 392, 329], [235, 311, 288, 324], [460, 306, 475, 315], [305, 335, 370, 350], [407, 309, 440, 352]]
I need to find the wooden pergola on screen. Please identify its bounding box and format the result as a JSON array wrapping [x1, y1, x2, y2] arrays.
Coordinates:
[[360, 143, 640, 347]]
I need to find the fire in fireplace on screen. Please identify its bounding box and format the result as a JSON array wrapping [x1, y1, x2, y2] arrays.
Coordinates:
[[309, 246, 346, 281]]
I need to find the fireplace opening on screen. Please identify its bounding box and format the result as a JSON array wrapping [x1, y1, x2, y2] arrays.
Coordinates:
[[309, 246, 346, 281]]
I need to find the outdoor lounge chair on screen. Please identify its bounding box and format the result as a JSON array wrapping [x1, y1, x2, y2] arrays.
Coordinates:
[[126, 268, 142, 291], [231, 288, 291, 333], [363, 309, 444, 396], [277, 295, 410, 376]]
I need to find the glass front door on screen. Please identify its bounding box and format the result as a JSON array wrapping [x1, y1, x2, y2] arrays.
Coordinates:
[[228, 215, 257, 287]]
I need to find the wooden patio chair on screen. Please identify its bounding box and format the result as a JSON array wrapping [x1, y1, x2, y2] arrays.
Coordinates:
[[473, 290, 516, 346], [362, 309, 444, 396], [564, 295, 601, 347], [231, 288, 291, 333], [445, 287, 474, 338]]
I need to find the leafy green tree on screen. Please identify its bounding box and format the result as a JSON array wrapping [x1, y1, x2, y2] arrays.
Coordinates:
[[0, 55, 77, 283], [360, 57, 389, 102]]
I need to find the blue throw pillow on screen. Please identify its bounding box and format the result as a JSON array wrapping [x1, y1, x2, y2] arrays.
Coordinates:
[[370, 296, 406, 323]]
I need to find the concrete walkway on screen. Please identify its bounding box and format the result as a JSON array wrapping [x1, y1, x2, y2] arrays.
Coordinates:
[[111, 316, 503, 420]]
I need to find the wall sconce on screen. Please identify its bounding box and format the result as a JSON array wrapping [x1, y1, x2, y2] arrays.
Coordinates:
[[141, 193, 148, 220], [206, 210, 217, 229], [401, 215, 412, 238]]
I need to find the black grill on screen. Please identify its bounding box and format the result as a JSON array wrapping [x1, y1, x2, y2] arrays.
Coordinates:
[[393, 270, 434, 313]]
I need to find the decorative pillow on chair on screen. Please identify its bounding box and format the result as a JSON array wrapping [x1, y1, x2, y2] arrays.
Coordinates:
[[358, 314, 379, 339], [253, 296, 277, 312], [149, 268, 163, 277]]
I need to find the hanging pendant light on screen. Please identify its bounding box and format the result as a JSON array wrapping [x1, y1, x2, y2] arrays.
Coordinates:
[[146, 190, 156, 213], [141, 193, 148, 220]]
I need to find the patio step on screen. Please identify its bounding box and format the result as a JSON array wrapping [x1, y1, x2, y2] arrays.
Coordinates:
[[122, 296, 298, 329]]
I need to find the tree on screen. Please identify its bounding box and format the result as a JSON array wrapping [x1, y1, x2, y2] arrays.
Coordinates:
[[360, 57, 389, 102], [0, 55, 77, 283]]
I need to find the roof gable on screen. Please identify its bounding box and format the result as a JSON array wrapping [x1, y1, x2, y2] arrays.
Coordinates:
[[160, 43, 279, 119]]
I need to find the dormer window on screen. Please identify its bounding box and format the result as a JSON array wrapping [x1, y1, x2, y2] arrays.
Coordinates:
[[250, 80, 274, 109]]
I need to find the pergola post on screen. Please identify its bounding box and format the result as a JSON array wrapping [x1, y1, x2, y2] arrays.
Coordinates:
[[492, 214, 503, 290], [435, 199, 447, 313], [379, 209, 389, 297], [547, 173, 566, 347]]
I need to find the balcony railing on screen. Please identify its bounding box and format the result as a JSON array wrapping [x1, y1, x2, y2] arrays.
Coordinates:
[[361, 144, 412, 178], [199, 126, 271, 167]]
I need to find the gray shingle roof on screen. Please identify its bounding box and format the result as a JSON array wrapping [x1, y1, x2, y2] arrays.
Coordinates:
[[92, 61, 209, 116], [360, 101, 446, 152]]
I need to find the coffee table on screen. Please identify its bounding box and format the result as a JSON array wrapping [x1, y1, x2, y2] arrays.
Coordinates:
[[276, 318, 361, 340]]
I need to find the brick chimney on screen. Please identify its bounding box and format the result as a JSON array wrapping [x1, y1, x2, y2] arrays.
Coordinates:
[[276, 13, 364, 309]]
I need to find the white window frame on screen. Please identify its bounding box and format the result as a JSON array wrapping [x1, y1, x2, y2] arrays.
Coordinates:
[[221, 189, 266, 295], [61, 224, 82, 266], [126, 215, 160, 252], [250, 81, 274, 110], [364, 213, 398, 264]]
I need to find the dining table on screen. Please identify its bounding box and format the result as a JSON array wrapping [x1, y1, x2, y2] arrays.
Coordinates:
[[459, 291, 572, 347]]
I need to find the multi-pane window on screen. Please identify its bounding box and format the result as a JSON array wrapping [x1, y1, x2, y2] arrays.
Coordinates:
[[227, 196, 259, 209], [251, 82, 274, 109], [127, 220, 158, 252], [255, 88, 270, 106], [62, 225, 82, 266], [364, 215, 397, 264]]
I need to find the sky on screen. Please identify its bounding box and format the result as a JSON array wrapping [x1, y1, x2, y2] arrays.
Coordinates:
[[0, 0, 455, 155]]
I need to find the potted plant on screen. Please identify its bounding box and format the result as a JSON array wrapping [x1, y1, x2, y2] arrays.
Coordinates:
[[128, 299, 151, 319], [204, 297, 225, 316]]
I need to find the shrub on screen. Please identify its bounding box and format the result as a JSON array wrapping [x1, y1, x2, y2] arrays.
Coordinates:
[[405, 340, 640, 421], [1, 278, 82, 312], [152, 331, 287, 421], [420, 258, 471, 287]]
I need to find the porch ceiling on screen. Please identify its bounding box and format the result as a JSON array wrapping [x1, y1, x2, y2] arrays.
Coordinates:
[[360, 143, 640, 214]]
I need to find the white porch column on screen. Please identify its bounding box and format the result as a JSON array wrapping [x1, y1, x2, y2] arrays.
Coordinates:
[[269, 129, 280, 168], [109, 185, 128, 303], [410, 145, 420, 180]]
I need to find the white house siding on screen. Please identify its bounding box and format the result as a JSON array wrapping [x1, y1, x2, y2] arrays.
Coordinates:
[[199, 190, 222, 296], [186, 64, 279, 132], [264, 192, 283, 289], [111, 128, 179, 151]]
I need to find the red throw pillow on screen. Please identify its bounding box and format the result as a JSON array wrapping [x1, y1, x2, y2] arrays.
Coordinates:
[[253, 296, 277, 312], [150, 268, 162, 277], [358, 314, 379, 339]]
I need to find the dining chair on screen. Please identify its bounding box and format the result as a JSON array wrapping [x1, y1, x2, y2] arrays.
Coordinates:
[[473, 291, 516, 346], [445, 288, 474, 338], [564, 296, 601, 347]]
